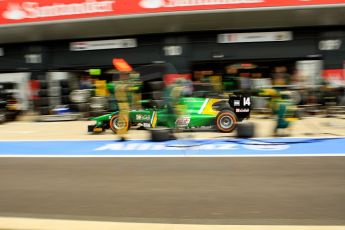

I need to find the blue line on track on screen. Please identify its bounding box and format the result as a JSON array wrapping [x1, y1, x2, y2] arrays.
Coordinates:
[[0, 138, 344, 156]]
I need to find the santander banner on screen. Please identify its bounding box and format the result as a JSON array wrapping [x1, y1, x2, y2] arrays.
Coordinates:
[[0, 0, 344, 25]]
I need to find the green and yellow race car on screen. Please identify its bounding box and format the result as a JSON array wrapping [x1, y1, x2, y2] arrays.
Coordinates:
[[88, 95, 251, 134]]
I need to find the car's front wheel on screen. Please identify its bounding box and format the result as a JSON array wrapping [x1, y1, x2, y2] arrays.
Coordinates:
[[216, 110, 237, 133], [109, 114, 129, 134]]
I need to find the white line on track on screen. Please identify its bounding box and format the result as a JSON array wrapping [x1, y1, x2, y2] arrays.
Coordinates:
[[0, 154, 345, 158], [0, 136, 343, 142], [0, 217, 344, 230]]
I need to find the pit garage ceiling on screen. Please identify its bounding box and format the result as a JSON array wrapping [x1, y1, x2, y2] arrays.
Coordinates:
[[0, 6, 345, 44]]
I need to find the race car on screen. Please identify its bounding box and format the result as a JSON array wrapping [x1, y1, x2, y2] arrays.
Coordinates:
[[88, 95, 251, 134]]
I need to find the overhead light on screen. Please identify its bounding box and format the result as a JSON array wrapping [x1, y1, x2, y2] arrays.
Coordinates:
[[307, 54, 322, 58], [212, 53, 224, 59]]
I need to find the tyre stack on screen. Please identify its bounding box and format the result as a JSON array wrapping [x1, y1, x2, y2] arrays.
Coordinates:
[[147, 81, 165, 108], [0, 110, 5, 124], [48, 80, 61, 111], [60, 80, 71, 107], [69, 90, 91, 117], [0, 85, 6, 124], [89, 96, 109, 117], [37, 79, 73, 115], [1, 83, 19, 121], [37, 80, 51, 115]]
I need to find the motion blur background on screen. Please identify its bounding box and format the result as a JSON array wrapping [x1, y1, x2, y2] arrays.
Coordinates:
[[1, 2, 345, 229], [0, 0, 345, 123]]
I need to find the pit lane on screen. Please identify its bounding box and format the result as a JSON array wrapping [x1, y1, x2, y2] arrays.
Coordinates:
[[0, 117, 344, 226], [0, 157, 344, 225]]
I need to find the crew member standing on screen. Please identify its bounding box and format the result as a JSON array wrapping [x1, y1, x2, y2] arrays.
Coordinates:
[[114, 74, 130, 141], [112, 58, 135, 141]]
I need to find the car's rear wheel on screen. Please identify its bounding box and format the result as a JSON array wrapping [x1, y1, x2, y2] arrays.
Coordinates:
[[109, 114, 129, 134], [216, 110, 237, 132]]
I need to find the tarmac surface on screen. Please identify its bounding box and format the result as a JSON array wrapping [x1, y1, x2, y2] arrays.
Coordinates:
[[0, 115, 345, 140], [0, 157, 344, 225], [0, 115, 344, 229]]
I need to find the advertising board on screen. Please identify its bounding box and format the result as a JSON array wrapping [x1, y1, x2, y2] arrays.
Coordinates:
[[0, 0, 344, 25]]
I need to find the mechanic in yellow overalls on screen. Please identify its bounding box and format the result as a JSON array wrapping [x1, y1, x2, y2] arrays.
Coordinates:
[[114, 74, 131, 141]]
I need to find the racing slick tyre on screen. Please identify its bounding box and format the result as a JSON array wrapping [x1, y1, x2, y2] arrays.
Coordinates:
[[150, 127, 175, 142], [216, 110, 237, 133], [236, 122, 255, 138], [109, 114, 130, 134], [88, 125, 96, 133]]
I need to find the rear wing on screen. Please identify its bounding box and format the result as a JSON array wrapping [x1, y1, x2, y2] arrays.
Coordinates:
[[229, 95, 251, 120]]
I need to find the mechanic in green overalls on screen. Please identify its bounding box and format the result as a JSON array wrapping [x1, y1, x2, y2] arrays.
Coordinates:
[[128, 73, 142, 110], [259, 89, 298, 136], [164, 78, 193, 129], [272, 93, 296, 136], [106, 82, 118, 112]]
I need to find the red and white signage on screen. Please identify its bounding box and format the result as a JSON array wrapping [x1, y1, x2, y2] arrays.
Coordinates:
[[323, 69, 345, 85], [0, 0, 345, 25], [70, 38, 137, 51], [218, 31, 293, 43]]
